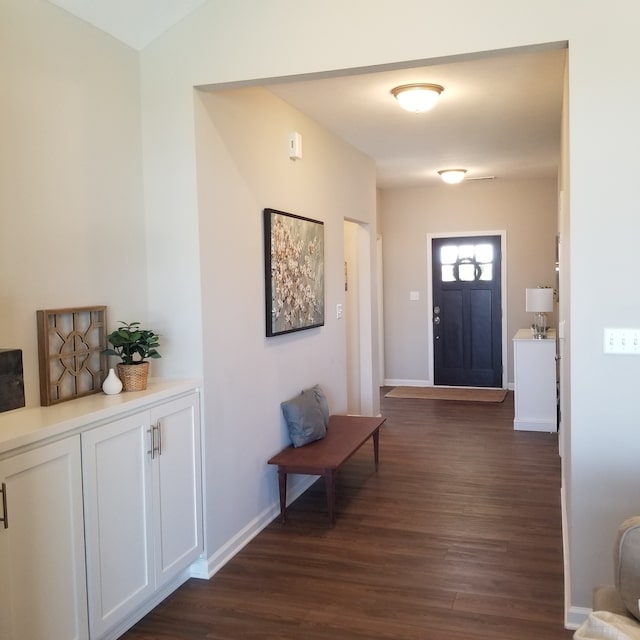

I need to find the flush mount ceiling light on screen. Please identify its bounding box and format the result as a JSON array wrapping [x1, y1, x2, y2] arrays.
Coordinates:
[[391, 83, 444, 112], [438, 169, 467, 184]]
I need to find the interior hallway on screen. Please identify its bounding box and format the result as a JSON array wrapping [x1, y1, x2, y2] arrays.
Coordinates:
[[122, 389, 572, 640]]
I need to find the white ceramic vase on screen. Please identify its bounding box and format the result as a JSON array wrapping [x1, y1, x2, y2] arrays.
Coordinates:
[[102, 368, 123, 395]]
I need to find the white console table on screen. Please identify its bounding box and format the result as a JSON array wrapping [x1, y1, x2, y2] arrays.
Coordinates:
[[513, 329, 557, 432]]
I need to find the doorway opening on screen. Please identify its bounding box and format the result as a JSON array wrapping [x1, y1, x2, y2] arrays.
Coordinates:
[[344, 219, 374, 415]]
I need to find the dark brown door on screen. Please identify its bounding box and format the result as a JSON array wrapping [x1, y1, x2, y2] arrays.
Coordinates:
[[432, 235, 502, 387]]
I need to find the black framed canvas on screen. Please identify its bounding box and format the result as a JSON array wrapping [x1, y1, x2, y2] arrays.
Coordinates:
[[263, 208, 324, 337]]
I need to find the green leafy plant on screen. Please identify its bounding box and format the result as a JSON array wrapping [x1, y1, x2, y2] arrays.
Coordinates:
[[104, 321, 161, 365]]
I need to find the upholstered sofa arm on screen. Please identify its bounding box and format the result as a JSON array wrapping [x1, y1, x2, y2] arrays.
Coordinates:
[[613, 516, 640, 620], [593, 584, 629, 617]]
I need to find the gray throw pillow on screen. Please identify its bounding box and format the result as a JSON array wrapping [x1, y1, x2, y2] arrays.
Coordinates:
[[281, 389, 327, 447], [311, 384, 330, 426]]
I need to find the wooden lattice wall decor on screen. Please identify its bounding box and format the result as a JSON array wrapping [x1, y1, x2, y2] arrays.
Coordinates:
[[37, 306, 108, 406]]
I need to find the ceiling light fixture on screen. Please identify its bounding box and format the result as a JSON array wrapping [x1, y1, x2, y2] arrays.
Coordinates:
[[391, 83, 444, 113], [438, 169, 467, 184]]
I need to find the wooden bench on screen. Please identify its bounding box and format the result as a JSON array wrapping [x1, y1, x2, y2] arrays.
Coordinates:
[[267, 414, 386, 526]]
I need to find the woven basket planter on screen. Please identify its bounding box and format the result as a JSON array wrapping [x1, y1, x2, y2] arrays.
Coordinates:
[[117, 362, 149, 392]]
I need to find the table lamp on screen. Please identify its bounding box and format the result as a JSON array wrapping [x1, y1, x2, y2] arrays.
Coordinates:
[[525, 287, 554, 339]]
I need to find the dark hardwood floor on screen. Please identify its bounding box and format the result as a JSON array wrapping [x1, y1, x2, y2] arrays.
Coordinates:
[[122, 390, 572, 640]]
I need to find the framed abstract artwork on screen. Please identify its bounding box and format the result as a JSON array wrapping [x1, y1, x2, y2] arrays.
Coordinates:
[[263, 208, 325, 337]]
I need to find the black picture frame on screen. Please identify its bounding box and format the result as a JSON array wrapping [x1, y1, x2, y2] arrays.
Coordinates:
[[263, 208, 325, 337]]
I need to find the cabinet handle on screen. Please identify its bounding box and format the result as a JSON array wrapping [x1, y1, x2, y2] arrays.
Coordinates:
[[0, 482, 8, 529], [156, 422, 163, 457], [148, 424, 161, 459], [147, 427, 156, 459]]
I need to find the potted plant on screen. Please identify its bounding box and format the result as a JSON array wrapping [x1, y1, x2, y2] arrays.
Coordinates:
[[104, 321, 161, 391]]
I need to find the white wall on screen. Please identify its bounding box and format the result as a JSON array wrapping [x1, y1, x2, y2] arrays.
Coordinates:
[[0, 0, 146, 407], [139, 0, 640, 625], [380, 178, 558, 386], [192, 86, 376, 558], [564, 11, 640, 623]]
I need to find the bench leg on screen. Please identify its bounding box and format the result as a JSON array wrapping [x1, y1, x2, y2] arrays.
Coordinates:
[[324, 468, 336, 527], [277, 468, 287, 523], [373, 428, 380, 470]]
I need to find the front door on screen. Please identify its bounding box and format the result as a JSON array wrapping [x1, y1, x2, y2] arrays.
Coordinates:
[[432, 235, 502, 387]]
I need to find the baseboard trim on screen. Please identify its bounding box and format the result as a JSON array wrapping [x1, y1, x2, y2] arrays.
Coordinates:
[[514, 418, 557, 433], [188, 556, 209, 579], [385, 379, 515, 391], [384, 378, 430, 387], [561, 484, 589, 631], [196, 475, 317, 579], [566, 606, 590, 630]]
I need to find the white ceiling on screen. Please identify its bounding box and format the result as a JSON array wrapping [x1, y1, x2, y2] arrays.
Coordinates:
[[266, 47, 566, 188], [48, 0, 206, 50], [47, 2, 566, 189]]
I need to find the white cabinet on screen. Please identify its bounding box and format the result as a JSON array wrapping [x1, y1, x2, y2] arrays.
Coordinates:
[[0, 437, 89, 640], [0, 380, 202, 640], [513, 329, 557, 432], [82, 392, 202, 640], [151, 396, 203, 588], [82, 412, 155, 638]]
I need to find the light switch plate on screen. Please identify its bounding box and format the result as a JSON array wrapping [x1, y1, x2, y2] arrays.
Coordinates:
[[604, 328, 640, 354]]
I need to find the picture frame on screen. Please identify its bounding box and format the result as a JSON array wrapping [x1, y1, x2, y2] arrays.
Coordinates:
[[36, 305, 108, 406], [263, 208, 325, 337]]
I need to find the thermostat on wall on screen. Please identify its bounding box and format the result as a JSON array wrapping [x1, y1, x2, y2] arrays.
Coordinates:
[[289, 131, 302, 160]]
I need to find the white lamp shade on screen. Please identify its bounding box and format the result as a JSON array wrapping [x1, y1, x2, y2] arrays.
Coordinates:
[[525, 288, 554, 313]]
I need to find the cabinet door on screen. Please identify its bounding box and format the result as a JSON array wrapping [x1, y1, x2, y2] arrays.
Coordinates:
[[0, 437, 88, 640], [151, 393, 203, 588], [513, 337, 557, 431], [82, 411, 155, 639]]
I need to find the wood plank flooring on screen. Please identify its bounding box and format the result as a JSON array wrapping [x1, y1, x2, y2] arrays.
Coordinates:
[[121, 390, 572, 640]]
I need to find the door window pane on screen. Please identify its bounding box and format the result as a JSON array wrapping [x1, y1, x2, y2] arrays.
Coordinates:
[[440, 246, 457, 264], [458, 245, 474, 260], [475, 243, 493, 263], [479, 264, 493, 281], [441, 265, 455, 282], [458, 263, 475, 281]]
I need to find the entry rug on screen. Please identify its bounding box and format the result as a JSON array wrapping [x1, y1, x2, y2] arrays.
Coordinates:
[[385, 386, 507, 402]]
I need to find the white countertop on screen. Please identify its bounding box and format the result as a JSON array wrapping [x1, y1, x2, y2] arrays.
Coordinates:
[[513, 328, 557, 341], [0, 378, 200, 457]]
